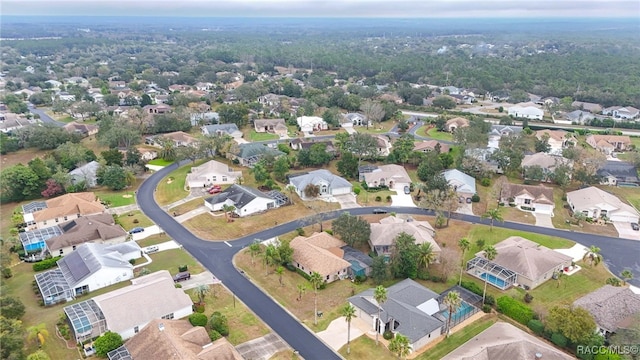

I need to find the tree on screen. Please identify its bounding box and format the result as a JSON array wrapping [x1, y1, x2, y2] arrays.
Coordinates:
[[101, 148, 124, 166], [0, 297, 25, 320], [27, 323, 49, 347], [371, 255, 388, 285], [249, 241, 262, 266], [388, 333, 411, 359], [97, 165, 132, 190], [457, 238, 470, 286], [550, 164, 572, 190], [194, 284, 210, 305], [583, 245, 602, 267], [276, 266, 285, 286], [0, 316, 25, 360], [331, 212, 371, 247], [125, 147, 142, 166], [27, 350, 51, 360], [94, 331, 124, 357], [620, 269, 633, 285], [297, 143, 332, 167], [303, 184, 320, 199], [387, 134, 415, 165], [218, 103, 249, 127], [443, 290, 462, 337], [40, 178, 64, 198], [222, 204, 236, 222], [341, 303, 357, 355], [545, 306, 597, 344], [346, 133, 379, 166], [103, 93, 119, 106], [0, 164, 41, 202], [391, 233, 420, 279], [250, 161, 270, 183], [482, 245, 498, 304], [374, 285, 388, 346], [482, 208, 503, 231], [309, 272, 324, 326], [535, 134, 551, 153], [336, 151, 359, 179], [52, 141, 97, 170], [523, 165, 545, 182], [140, 94, 153, 107], [360, 99, 385, 128], [416, 242, 437, 271], [296, 283, 307, 301], [209, 312, 229, 336], [272, 156, 290, 182], [432, 96, 456, 109]]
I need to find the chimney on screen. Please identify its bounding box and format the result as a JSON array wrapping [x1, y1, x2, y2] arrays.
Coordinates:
[[535, 352, 543, 359], [158, 323, 164, 332]]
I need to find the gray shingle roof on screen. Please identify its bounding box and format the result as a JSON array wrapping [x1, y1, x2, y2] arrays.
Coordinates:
[[205, 184, 271, 209], [57, 242, 140, 286], [289, 170, 351, 192], [597, 161, 639, 184], [574, 285, 640, 333], [237, 143, 285, 159], [202, 123, 238, 134]]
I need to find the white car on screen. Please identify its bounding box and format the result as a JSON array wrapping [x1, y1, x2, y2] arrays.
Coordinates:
[[144, 245, 159, 254]]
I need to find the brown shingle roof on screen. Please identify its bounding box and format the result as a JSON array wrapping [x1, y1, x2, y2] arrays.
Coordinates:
[[413, 140, 450, 153], [369, 216, 440, 252], [46, 214, 127, 252], [500, 183, 555, 206], [290, 233, 350, 278], [33, 192, 105, 222], [574, 285, 640, 333], [535, 129, 572, 142]]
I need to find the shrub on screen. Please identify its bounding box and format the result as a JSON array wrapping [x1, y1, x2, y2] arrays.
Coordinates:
[[175, 283, 182, 288], [178, 265, 188, 272], [94, 331, 124, 357], [324, 229, 333, 235], [353, 187, 361, 195], [189, 313, 208, 327], [386, 195, 392, 202], [354, 275, 367, 284], [482, 304, 492, 313], [209, 312, 229, 336], [480, 178, 491, 187], [277, 143, 291, 154], [128, 259, 136, 265], [193, 303, 205, 313], [2, 267, 12, 279], [296, 228, 305, 236], [375, 196, 382, 202], [32, 256, 62, 272], [285, 263, 296, 272], [551, 332, 568, 347], [460, 280, 483, 295], [132, 219, 139, 224], [496, 296, 534, 325], [527, 319, 544, 335], [383, 330, 394, 340], [524, 293, 534, 303], [208, 330, 222, 341], [484, 294, 495, 306], [471, 194, 480, 202], [475, 239, 485, 249]]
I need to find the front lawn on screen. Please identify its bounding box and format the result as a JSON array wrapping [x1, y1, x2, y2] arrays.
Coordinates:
[[468, 226, 574, 256], [353, 186, 397, 207], [425, 127, 454, 142], [138, 248, 205, 276], [355, 121, 396, 134], [96, 189, 137, 208], [155, 159, 207, 205], [338, 336, 396, 360], [116, 210, 155, 230], [248, 130, 279, 142], [170, 197, 204, 216], [148, 158, 174, 166], [136, 234, 170, 247]]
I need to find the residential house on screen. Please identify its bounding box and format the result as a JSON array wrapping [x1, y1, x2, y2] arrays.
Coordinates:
[[499, 183, 555, 215], [19, 226, 63, 253], [204, 184, 278, 217], [168, 84, 190, 93], [136, 147, 158, 161], [63, 121, 99, 136], [288, 169, 352, 200], [375, 135, 392, 157], [441, 322, 574, 360], [441, 86, 461, 95], [574, 285, 640, 337], [521, 153, 573, 182], [444, 117, 469, 132], [572, 101, 603, 113], [68, 161, 101, 188], [488, 125, 522, 149], [290, 232, 351, 283], [466, 236, 572, 290], [535, 129, 575, 155], [343, 113, 370, 127], [359, 164, 411, 189], [567, 186, 640, 223], [108, 80, 126, 89], [58, 92, 76, 102], [23, 192, 106, 230], [228, 143, 285, 167], [254, 118, 288, 137], [109, 319, 243, 360], [65, 77, 90, 87], [413, 140, 450, 153], [45, 214, 128, 256], [185, 160, 242, 188], [258, 93, 282, 107], [64, 270, 193, 343], [296, 116, 328, 133], [0, 112, 31, 133], [369, 215, 440, 258], [156, 131, 198, 147], [143, 104, 172, 115], [507, 106, 543, 120], [201, 123, 243, 139], [565, 110, 595, 124], [155, 94, 170, 104], [190, 112, 219, 126], [442, 169, 476, 202], [449, 93, 474, 105], [35, 242, 141, 306], [45, 79, 62, 89], [194, 82, 214, 91], [597, 161, 640, 186], [586, 134, 632, 154], [349, 279, 447, 353], [602, 106, 640, 120], [342, 246, 373, 277]]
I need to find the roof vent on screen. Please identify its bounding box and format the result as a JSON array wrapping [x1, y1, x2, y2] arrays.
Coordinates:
[[535, 352, 543, 359], [158, 323, 164, 331]]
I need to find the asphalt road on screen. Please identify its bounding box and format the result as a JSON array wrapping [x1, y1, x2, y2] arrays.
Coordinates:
[[28, 104, 66, 127], [137, 162, 640, 358]]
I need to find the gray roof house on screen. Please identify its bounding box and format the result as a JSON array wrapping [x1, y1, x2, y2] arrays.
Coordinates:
[[349, 279, 456, 353], [228, 143, 285, 167], [574, 285, 640, 336], [201, 123, 243, 138], [35, 242, 141, 306], [288, 170, 352, 200], [69, 161, 101, 188], [597, 161, 639, 186], [488, 125, 522, 149], [442, 169, 476, 200], [204, 184, 279, 217]]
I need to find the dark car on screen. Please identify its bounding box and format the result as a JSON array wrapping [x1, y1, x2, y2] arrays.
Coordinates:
[[404, 185, 410, 194], [632, 223, 639, 231], [173, 271, 191, 282], [129, 227, 145, 234], [372, 208, 388, 214]]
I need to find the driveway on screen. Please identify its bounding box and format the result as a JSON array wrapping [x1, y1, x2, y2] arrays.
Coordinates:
[[177, 271, 219, 291], [613, 222, 640, 240], [236, 333, 290, 360], [334, 194, 361, 209], [391, 183, 416, 207], [317, 316, 365, 351], [130, 225, 162, 240], [534, 213, 554, 228]]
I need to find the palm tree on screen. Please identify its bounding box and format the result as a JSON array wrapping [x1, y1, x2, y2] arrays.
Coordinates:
[[482, 245, 498, 305], [482, 208, 503, 231], [296, 283, 307, 301], [341, 303, 357, 355], [388, 333, 411, 359], [416, 242, 437, 271], [249, 240, 262, 266], [309, 272, 324, 326], [443, 291, 462, 338], [583, 245, 602, 267], [621, 269, 634, 285], [457, 238, 470, 286], [27, 323, 50, 347], [263, 244, 281, 275], [285, 184, 297, 205], [374, 285, 388, 346], [194, 284, 210, 305], [555, 271, 565, 288], [222, 204, 236, 222], [276, 266, 285, 286]]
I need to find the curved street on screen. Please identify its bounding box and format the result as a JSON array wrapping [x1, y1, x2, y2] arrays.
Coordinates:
[[137, 162, 640, 358]]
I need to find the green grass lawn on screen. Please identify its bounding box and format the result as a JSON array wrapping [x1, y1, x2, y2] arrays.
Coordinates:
[[249, 130, 279, 141], [96, 190, 136, 207], [170, 197, 204, 216], [141, 248, 205, 276], [425, 127, 454, 141], [155, 159, 207, 205], [416, 315, 497, 360], [136, 234, 171, 247], [338, 336, 396, 360], [116, 210, 155, 230], [466, 226, 574, 259], [148, 158, 174, 166]]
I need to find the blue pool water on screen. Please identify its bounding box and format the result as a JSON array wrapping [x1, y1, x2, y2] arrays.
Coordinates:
[[442, 301, 473, 322], [480, 272, 508, 288]]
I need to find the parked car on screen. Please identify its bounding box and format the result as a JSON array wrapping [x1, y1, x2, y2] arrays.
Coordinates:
[[129, 227, 145, 234], [372, 208, 388, 214], [173, 271, 191, 282], [208, 185, 222, 194], [404, 186, 410, 194], [632, 223, 639, 231], [144, 245, 159, 254]]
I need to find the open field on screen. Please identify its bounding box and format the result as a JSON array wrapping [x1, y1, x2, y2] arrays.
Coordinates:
[[116, 210, 154, 230], [0, 147, 50, 168]]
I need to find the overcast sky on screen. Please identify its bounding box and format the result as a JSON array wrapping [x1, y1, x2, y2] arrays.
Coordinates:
[[2, 0, 638, 18]]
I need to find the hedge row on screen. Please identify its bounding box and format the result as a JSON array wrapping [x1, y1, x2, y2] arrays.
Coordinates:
[[496, 296, 534, 325], [460, 280, 495, 305], [32, 256, 62, 272]]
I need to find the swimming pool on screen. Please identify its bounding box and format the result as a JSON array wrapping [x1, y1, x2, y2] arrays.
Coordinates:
[[480, 272, 508, 289], [441, 301, 473, 323]]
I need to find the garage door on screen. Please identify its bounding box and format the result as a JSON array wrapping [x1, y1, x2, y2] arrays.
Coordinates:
[[535, 204, 554, 215], [610, 214, 639, 223]]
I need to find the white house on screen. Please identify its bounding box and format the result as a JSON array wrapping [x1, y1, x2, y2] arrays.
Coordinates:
[[185, 160, 242, 189], [602, 106, 640, 120], [64, 270, 193, 343], [204, 184, 278, 217], [296, 116, 328, 133], [68, 161, 101, 188], [567, 186, 639, 223], [487, 125, 522, 149], [359, 164, 411, 189], [35, 242, 141, 306], [443, 169, 477, 202], [499, 183, 555, 215], [508, 106, 543, 120], [535, 129, 575, 155], [288, 169, 352, 200]]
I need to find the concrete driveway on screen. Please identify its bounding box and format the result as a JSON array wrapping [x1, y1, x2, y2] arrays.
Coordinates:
[[178, 271, 219, 290], [236, 333, 290, 360], [130, 225, 162, 240], [317, 316, 365, 351], [534, 213, 554, 228], [391, 183, 416, 207], [613, 222, 640, 240], [456, 202, 474, 215], [334, 194, 361, 209]]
